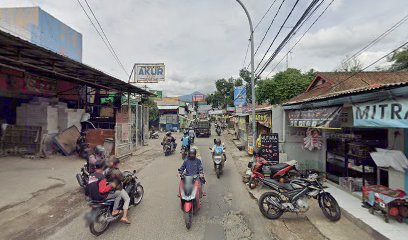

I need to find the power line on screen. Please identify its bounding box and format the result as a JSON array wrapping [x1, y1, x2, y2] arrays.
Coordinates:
[[342, 13, 408, 65], [242, 40, 250, 69], [253, 0, 285, 57], [76, 0, 129, 76], [325, 40, 408, 92], [254, 0, 279, 31], [256, 0, 322, 77], [83, 0, 129, 76], [266, 0, 334, 77], [254, 0, 300, 72]]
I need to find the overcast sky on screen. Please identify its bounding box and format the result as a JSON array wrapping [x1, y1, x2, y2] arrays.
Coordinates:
[[1, 0, 407, 96]]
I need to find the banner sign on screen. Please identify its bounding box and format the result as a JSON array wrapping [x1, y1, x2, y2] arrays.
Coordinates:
[[150, 90, 163, 100], [192, 94, 205, 102], [250, 111, 272, 128], [353, 98, 408, 128], [132, 63, 165, 83], [260, 133, 279, 163], [288, 106, 342, 129], [234, 86, 247, 106]]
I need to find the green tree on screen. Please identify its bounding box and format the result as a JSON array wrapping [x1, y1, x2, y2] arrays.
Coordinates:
[[256, 68, 314, 104], [388, 46, 408, 71], [143, 98, 159, 121]]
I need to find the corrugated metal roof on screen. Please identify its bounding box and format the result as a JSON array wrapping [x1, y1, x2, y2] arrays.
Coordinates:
[[284, 72, 408, 105]]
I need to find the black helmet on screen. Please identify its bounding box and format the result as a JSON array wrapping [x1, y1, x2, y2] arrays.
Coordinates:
[[188, 148, 197, 159], [215, 139, 221, 145], [94, 160, 106, 169], [166, 132, 171, 136], [95, 145, 105, 155]]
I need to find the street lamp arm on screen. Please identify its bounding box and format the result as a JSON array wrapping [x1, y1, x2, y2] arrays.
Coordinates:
[[235, 0, 257, 156]]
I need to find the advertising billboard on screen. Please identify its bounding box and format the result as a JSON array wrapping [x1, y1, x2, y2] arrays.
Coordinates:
[[132, 63, 165, 83], [192, 94, 205, 102], [234, 86, 247, 106]]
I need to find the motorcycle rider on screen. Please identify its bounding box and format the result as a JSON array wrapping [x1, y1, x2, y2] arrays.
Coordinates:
[[162, 132, 177, 149], [88, 145, 106, 174], [178, 148, 206, 196], [86, 160, 131, 224], [181, 133, 191, 153], [104, 158, 131, 224], [211, 139, 226, 161], [188, 127, 195, 142]]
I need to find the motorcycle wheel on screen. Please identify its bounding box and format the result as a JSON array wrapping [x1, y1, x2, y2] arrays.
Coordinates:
[[133, 184, 144, 205], [216, 168, 220, 179], [258, 192, 284, 220], [184, 210, 193, 230], [89, 210, 110, 236], [320, 194, 341, 221], [76, 173, 85, 188]]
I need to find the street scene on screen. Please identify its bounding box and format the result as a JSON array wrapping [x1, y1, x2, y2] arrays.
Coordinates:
[[1, 0, 408, 240]]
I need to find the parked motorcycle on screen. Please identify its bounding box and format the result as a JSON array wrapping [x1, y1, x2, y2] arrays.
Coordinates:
[[248, 158, 299, 189], [216, 126, 222, 136], [86, 170, 144, 236], [178, 173, 201, 229], [258, 173, 341, 222], [149, 130, 159, 139]]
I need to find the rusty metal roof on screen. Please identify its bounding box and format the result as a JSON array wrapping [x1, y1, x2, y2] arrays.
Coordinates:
[[284, 71, 408, 105], [0, 29, 153, 96]]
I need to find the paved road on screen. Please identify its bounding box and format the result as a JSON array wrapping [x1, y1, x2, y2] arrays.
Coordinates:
[[45, 133, 274, 240]]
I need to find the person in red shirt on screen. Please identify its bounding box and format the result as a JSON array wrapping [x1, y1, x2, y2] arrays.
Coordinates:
[[86, 161, 129, 223]]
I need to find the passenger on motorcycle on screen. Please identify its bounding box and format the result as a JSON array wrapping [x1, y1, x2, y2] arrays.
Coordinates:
[[104, 158, 131, 224], [86, 161, 131, 224], [188, 128, 195, 141], [211, 139, 226, 161], [162, 132, 177, 149], [181, 133, 191, 152], [88, 145, 106, 174], [178, 148, 206, 196]]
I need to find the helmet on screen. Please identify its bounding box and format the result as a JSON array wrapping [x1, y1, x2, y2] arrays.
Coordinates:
[[95, 145, 105, 155], [94, 160, 106, 169], [166, 132, 171, 136], [215, 139, 221, 145], [188, 148, 197, 159]]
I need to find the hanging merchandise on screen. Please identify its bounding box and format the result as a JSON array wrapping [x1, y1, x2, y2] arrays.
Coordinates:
[[303, 128, 322, 151]]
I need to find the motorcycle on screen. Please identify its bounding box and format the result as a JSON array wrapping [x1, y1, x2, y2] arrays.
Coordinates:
[[76, 162, 90, 189], [149, 131, 159, 139], [258, 172, 341, 222], [178, 173, 201, 229], [210, 147, 225, 179], [162, 140, 176, 156], [86, 170, 144, 236], [248, 158, 299, 189], [181, 145, 189, 160], [216, 126, 222, 136]]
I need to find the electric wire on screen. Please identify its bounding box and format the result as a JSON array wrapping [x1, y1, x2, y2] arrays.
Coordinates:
[[266, 0, 334, 77]]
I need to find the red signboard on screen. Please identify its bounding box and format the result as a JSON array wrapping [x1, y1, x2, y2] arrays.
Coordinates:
[[192, 94, 205, 102]]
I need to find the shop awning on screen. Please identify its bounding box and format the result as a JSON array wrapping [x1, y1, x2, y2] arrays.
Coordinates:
[[287, 106, 342, 129], [0, 30, 153, 96], [370, 149, 408, 173]]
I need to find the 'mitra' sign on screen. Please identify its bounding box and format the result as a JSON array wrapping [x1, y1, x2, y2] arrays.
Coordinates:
[[353, 98, 408, 128], [131, 63, 165, 83]]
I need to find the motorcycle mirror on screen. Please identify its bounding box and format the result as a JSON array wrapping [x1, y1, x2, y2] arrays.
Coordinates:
[[133, 170, 137, 174], [209, 147, 212, 150]]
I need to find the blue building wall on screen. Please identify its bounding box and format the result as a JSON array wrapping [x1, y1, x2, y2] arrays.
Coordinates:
[[0, 7, 82, 62]]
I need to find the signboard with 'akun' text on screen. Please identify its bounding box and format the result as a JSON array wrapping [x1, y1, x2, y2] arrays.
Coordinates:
[[131, 63, 165, 83]]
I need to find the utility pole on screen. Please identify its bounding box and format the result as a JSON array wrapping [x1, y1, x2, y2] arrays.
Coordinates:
[[236, 0, 256, 157]]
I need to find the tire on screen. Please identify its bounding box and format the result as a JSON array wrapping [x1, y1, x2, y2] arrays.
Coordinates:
[[184, 210, 193, 229], [89, 210, 110, 236], [133, 184, 144, 205], [258, 192, 284, 220], [320, 194, 341, 222], [76, 173, 85, 188], [216, 168, 220, 179]]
